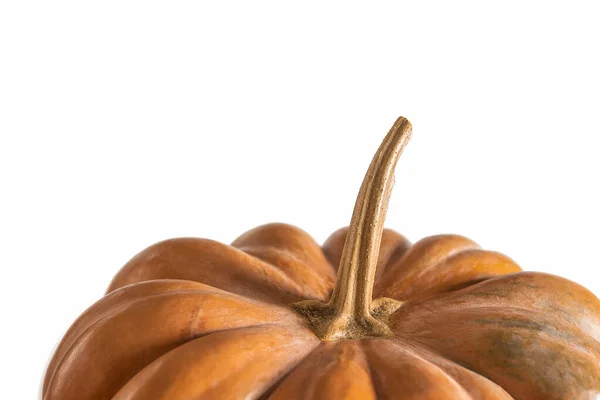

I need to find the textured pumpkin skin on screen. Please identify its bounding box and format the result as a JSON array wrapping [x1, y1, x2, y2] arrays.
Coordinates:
[[43, 223, 600, 400]]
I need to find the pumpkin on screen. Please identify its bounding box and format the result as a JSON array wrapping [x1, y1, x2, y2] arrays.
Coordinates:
[[43, 117, 600, 400]]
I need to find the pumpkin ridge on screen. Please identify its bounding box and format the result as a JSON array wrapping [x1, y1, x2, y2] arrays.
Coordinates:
[[238, 244, 331, 275], [48, 290, 272, 376], [362, 338, 475, 399], [44, 289, 301, 400], [236, 244, 335, 301], [267, 341, 377, 399], [375, 234, 481, 299], [391, 271, 600, 341], [392, 306, 600, 399], [50, 321, 301, 400], [390, 337, 515, 399], [108, 237, 321, 304], [111, 324, 320, 400], [254, 343, 325, 399], [106, 323, 283, 399], [393, 303, 600, 354], [212, 326, 322, 400], [231, 222, 335, 277], [376, 235, 414, 280], [66, 286, 297, 346], [45, 311, 112, 397], [384, 249, 522, 301], [45, 281, 225, 393], [43, 279, 210, 393], [409, 328, 600, 399]]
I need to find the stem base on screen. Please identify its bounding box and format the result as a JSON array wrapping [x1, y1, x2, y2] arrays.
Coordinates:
[[291, 297, 403, 340]]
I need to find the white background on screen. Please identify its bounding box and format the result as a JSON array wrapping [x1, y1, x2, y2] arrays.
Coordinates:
[[1, 2, 599, 398]]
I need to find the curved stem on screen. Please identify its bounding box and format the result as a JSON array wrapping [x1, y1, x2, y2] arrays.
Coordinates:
[[292, 117, 412, 340], [327, 116, 412, 318]]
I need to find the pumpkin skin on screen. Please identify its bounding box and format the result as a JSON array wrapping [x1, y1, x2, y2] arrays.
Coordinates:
[[43, 224, 600, 400], [42, 118, 600, 399]]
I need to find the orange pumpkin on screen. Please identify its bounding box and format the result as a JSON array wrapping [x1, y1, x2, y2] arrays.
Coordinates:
[[43, 118, 600, 400]]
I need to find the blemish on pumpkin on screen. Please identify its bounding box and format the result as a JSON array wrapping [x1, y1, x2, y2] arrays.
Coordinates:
[[478, 328, 600, 398]]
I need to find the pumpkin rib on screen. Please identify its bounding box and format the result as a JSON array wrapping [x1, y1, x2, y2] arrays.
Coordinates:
[[378, 249, 522, 301], [107, 237, 324, 304], [111, 324, 320, 400], [402, 305, 600, 358], [375, 234, 481, 299], [391, 271, 600, 342], [379, 236, 414, 278], [43, 279, 211, 394], [51, 320, 297, 400], [236, 244, 335, 302], [48, 281, 293, 384], [424, 330, 599, 399], [392, 302, 600, 361], [321, 227, 348, 270], [401, 337, 547, 400], [389, 338, 515, 400], [44, 289, 304, 400], [231, 222, 336, 278], [257, 343, 333, 400], [361, 338, 475, 400], [266, 341, 377, 400], [393, 305, 600, 400]]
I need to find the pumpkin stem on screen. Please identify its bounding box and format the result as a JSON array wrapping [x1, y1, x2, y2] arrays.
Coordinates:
[[292, 117, 411, 340]]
